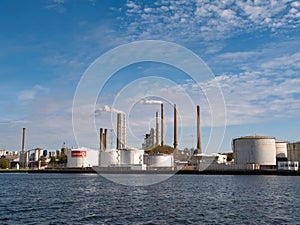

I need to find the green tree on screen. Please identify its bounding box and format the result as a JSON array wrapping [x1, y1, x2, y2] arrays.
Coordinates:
[[0, 158, 10, 169], [225, 152, 234, 162], [58, 152, 67, 165]]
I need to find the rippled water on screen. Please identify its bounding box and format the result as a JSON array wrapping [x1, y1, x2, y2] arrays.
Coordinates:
[[0, 173, 300, 224]]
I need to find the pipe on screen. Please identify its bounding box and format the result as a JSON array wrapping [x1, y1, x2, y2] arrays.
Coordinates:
[[122, 114, 126, 149], [197, 105, 202, 153], [156, 111, 159, 146], [161, 103, 164, 146], [100, 128, 103, 151], [116, 113, 122, 150], [22, 128, 26, 153], [174, 104, 178, 149], [104, 128, 108, 150]]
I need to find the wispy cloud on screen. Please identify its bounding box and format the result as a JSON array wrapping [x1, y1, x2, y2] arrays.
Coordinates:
[[18, 85, 49, 101], [45, 0, 66, 13], [200, 72, 300, 125]]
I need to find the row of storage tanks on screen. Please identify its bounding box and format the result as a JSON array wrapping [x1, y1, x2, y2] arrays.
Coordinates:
[[233, 136, 288, 166], [67, 148, 174, 169]]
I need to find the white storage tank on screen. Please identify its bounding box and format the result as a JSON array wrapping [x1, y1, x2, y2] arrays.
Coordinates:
[[287, 142, 300, 162], [275, 141, 288, 159], [120, 149, 134, 165], [233, 136, 276, 166], [120, 148, 144, 165], [144, 154, 174, 168], [67, 148, 99, 168], [100, 149, 120, 167], [67, 149, 87, 168]]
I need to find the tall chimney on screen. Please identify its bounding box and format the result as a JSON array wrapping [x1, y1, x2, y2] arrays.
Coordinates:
[[116, 113, 122, 150], [122, 114, 126, 149], [174, 104, 178, 149], [156, 111, 159, 146], [100, 128, 103, 151], [161, 103, 164, 146], [104, 128, 108, 150], [22, 128, 26, 153], [197, 105, 202, 153]]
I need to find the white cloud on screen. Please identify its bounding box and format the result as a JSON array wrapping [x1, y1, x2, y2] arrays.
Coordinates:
[[18, 85, 49, 101], [291, 1, 300, 7], [121, 0, 300, 42], [209, 72, 300, 125], [261, 52, 300, 69]]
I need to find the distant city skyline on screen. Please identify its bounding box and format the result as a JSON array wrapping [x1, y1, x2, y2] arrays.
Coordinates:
[[0, 0, 300, 152]]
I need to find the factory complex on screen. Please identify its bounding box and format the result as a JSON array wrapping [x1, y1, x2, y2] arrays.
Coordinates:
[[1, 103, 300, 174]]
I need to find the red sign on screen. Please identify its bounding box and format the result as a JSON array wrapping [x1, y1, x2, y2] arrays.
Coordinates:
[[71, 150, 87, 158]]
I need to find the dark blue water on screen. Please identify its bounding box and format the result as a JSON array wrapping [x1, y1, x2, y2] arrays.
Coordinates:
[[0, 174, 299, 224]]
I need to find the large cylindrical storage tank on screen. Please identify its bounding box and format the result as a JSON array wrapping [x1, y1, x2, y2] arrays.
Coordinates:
[[145, 154, 174, 167], [100, 149, 120, 167], [67, 149, 87, 168], [276, 141, 288, 159], [132, 149, 144, 165], [120, 149, 134, 165], [233, 136, 276, 166], [287, 142, 300, 161]]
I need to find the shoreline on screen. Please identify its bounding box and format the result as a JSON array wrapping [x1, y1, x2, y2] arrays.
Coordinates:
[[0, 168, 299, 176]]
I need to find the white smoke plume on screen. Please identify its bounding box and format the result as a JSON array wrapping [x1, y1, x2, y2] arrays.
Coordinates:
[[95, 105, 124, 114], [139, 100, 163, 104]]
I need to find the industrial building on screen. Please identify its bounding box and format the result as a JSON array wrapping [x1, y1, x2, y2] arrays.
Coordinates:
[[142, 128, 157, 150], [189, 153, 227, 165]]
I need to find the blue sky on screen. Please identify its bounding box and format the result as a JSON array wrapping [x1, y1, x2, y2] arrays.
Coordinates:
[[0, 0, 300, 152]]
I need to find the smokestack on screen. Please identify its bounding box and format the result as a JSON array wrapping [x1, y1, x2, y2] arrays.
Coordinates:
[[174, 104, 178, 149], [22, 128, 26, 153], [104, 128, 108, 150], [161, 103, 164, 146], [156, 112, 159, 146], [116, 113, 122, 150], [122, 114, 126, 149], [100, 128, 103, 151], [197, 105, 202, 153]]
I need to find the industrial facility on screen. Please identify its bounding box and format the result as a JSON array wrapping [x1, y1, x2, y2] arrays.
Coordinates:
[[1, 100, 300, 174]]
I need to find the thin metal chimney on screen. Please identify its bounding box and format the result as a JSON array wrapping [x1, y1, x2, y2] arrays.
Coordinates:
[[156, 111, 159, 146], [122, 114, 126, 149], [116, 113, 122, 150], [22, 128, 26, 153], [197, 105, 202, 153], [174, 104, 178, 149], [100, 128, 103, 151], [104, 128, 108, 150], [161, 103, 164, 146]]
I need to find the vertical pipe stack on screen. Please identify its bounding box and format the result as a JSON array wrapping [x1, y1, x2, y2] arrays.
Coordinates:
[[197, 105, 202, 153], [104, 128, 108, 150], [122, 114, 126, 149], [116, 113, 122, 150], [20, 128, 26, 168], [22, 128, 26, 153], [161, 103, 164, 146], [156, 111, 159, 146], [174, 104, 178, 149], [100, 128, 103, 151]]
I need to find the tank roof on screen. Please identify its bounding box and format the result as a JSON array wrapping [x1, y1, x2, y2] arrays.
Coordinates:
[[234, 135, 275, 140]]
